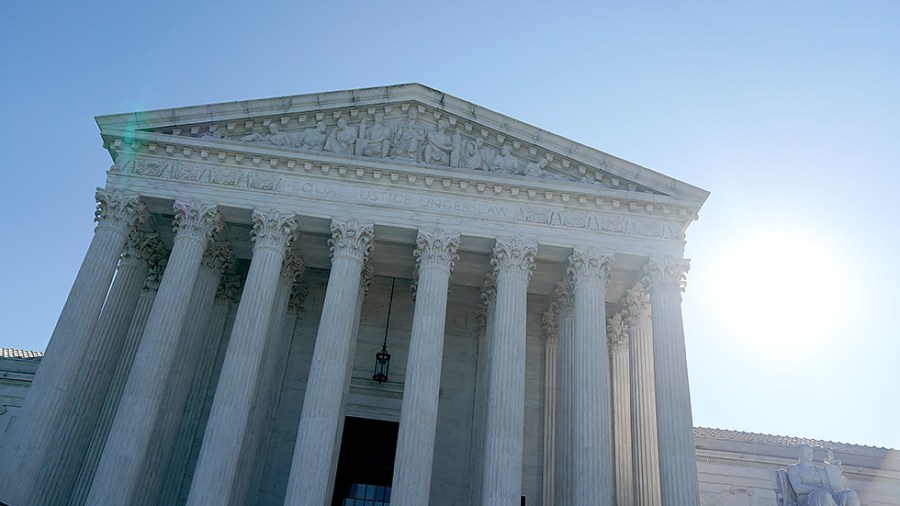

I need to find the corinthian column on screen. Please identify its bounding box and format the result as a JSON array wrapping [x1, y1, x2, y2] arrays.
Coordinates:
[[187, 210, 298, 506], [391, 229, 460, 505], [40, 232, 162, 506], [540, 305, 559, 506], [608, 311, 634, 506], [553, 279, 575, 506], [568, 248, 614, 506], [0, 189, 146, 506], [87, 200, 222, 506], [625, 283, 662, 506], [643, 258, 700, 506], [70, 247, 168, 506], [481, 237, 536, 506], [285, 218, 374, 506]]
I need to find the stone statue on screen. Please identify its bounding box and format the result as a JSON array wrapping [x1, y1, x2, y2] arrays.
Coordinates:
[[424, 119, 453, 166], [201, 124, 226, 139], [450, 128, 463, 168], [491, 144, 519, 174], [265, 123, 291, 146], [463, 138, 493, 171], [524, 158, 549, 178], [354, 113, 392, 157], [785, 445, 860, 506], [295, 121, 328, 151], [323, 118, 357, 155], [391, 108, 425, 161]]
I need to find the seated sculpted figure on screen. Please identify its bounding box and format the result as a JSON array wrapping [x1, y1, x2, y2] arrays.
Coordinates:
[[424, 119, 453, 165], [355, 113, 392, 157], [323, 118, 358, 155], [391, 108, 425, 160], [786, 445, 860, 506], [294, 121, 327, 150]]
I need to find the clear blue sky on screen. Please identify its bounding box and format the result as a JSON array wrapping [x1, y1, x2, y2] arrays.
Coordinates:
[[2, 1, 898, 450]]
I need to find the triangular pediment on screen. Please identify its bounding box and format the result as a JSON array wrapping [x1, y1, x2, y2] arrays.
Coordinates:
[[95, 83, 708, 208]]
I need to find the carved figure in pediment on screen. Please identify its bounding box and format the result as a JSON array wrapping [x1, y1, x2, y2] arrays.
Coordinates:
[[201, 124, 226, 139], [266, 124, 292, 146], [424, 119, 453, 166], [450, 129, 463, 167], [324, 118, 358, 155], [491, 144, 520, 174], [295, 121, 327, 151], [354, 113, 392, 157], [391, 108, 425, 161], [463, 138, 494, 171], [524, 158, 549, 178]]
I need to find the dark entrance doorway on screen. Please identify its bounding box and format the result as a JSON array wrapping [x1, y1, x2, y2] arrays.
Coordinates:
[[331, 416, 399, 506]]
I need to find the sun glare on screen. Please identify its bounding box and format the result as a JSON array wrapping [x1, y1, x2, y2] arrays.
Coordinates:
[[710, 229, 846, 355]]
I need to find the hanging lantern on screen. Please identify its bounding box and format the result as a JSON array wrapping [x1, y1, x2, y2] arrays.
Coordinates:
[[373, 278, 395, 383]]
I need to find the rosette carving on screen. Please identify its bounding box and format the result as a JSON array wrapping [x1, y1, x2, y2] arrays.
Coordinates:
[[491, 237, 537, 281], [623, 282, 651, 326], [643, 257, 690, 294], [280, 250, 306, 286], [251, 209, 298, 252], [201, 242, 233, 275], [94, 189, 147, 234], [172, 200, 223, 243], [568, 247, 613, 286], [328, 218, 375, 262], [607, 312, 628, 352]]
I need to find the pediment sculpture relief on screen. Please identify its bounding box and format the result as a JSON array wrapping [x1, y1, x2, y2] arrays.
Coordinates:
[[196, 108, 609, 186]]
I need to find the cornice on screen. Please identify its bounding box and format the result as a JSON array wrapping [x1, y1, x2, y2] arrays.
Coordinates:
[[107, 133, 698, 234], [95, 83, 709, 206]]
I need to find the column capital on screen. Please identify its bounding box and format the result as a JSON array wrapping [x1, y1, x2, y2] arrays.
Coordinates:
[[287, 282, 309, 314], [94, 189, 148, 234], [173, 200, 223, 243], [251, 209, 298, 252], [414, 229, 460, 275], [643, 257, 690, 294], [215, 274, 243, 304], [607, 312, 628, 353], [280, 250, 306, 287], [141, 243, 169, 294], [360, 261, 375, 297], [328, 218, 374, 262], [552, 277, 575, 313], [541, 308, 559, 345], [624, 282, 651, 326], [568, 247, 613, 287], [201, 242, 233, 275], [491, 237, 537, 281], [121, 232, 162, 267], [476, 270, 497, 336]]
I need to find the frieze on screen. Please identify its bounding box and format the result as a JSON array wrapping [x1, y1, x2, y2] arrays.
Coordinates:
[[123, 156, 684, 241]]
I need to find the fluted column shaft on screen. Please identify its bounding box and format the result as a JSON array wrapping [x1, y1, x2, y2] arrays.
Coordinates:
[[609, 312, 634, 506], [0, 190, 145, 506], [481, 238, 536, 506], [285, 219, 374, 506], [157, 246, 234, 506], [470, 273, 495, 505], [39, 233, 159, 505], [569, 248, 614, 506], [86, 200, 221, 506], [540, 306, 559, 506], [187, 211, 298, 506], [644, 258, 700, 506], [391, 230, 460, 505], [244, 253, 305, 506], [554, 283, 575, 506], [71, 260, 166, 506], [626, 284, 662, 506]]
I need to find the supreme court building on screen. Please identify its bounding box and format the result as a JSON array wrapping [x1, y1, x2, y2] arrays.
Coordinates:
[[1, 84, 714, 506]]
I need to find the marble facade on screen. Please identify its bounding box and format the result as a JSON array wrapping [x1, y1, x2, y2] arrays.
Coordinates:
[[1, 84, 716, 505]]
